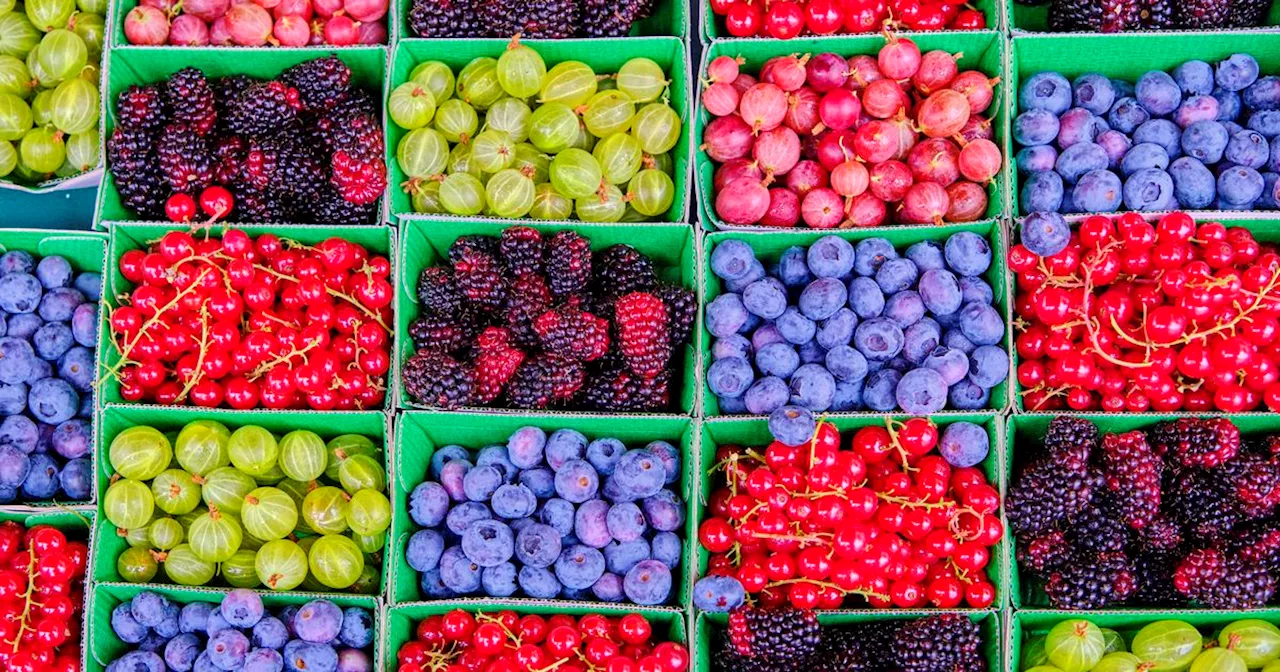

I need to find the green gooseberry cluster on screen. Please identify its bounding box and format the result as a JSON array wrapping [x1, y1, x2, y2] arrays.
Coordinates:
[[1023, 618, 1280, 672], [103, 419, 391, 594], [389, 39, 682, 222], [0, 0, 105, 182]]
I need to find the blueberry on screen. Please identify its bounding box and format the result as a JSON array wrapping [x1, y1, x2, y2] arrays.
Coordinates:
[[710, 240, 757, 281], [847, 276, 885, 319], [1214, 86, 1243, 121], [1056, 108, 1100, 148], [1218, 165, 1265, 205], [742, 278, 788, 319], [407, 529, 446, 574], [706, 294, 749, 337], [6, 314, 39, 339], [58, 346, 93, 392], [872, 258, 916, 295], [693, 575, 746, 613], [922, 346, 970, 386], [949, 379, 990, 410], [939, 421, 991, 468], [824, 345, 868, 382], [0, 251, 33, 275], [38, 288, 84, 322], [462, 464, 502, 502], [491, 483, 537, 519], [816, 308, 856, 350], [476, 445, 518, 483], [73, 272, 101, 301], [798, 277, 847, 321], [1181, 120, 1229, 163], [554, 459, 600, 503], [513, 522, 562, 568], [642, 489, 684, 532], [0, 273, 40, 314], [116, 651, 166, 672], [902, 319, 942, 364], [0, 337, 36, 385], [19, 453, 57, 499], [1249, 111, 1280, 138], [1173, 95, 1220, 129], [579, 439, 623, 478], [244, 649, 285, 672], [1020, 72, 1072, 115], [862, 369, 902, 411], [854, 316, 904, 361], [605, 449, 665, 501], [645, 440, 680, 483], [798, 339, 826, 365], [1123, 168, 1177, 211], [283, 642, 337, 672], [479, 562, 518, 597], [1107, 97, 1149, 135], [1073, 73, 1116, 115], [894, 368, 948, 414], [958, 302, 1003, 346], [1225, 130, 1269, 169], [1013, 109, 1060, 146], [603, 539, 650, 575], [209, 629, 250, 670], [113, 602, 150, 644], [712, 334, 752, 361], [1169, 156, 1217, 208], [606, 501, 647, 542], [1174, 60, 1215, 95], [788, 363, 835, 411], [1017, 145, 1059, 173], [940, 233, 989, 277], [831, 379, 864, 411], [883, 291, 925, 329], [25, 358, 49, 385], [220, 589, 264, 629], [1245, 75, 1280, 112], [768, 405, 814, 446], [944, 327, 979, 356], [34, 256, 71, 290], [505, 426, 546, 470], [1217, 54, 1260, 92], [1072, 170, 1123, 213], [592, 573, 626, 602], [429, 445, 470, 480], [744, 376, 789, 414], [419, 568, 453, 598], [776, 307, 816, 345], [1260, 173, 1280, 209], [623, 559, 672, 605], [165, 633, 202, 671], [546, 429, 587, 471], [1096, 130, 1131, 169], [554, 544, 606, 590], [178, 602, 213, 634], [651, 531, 681, 568], [440, 545, 483, 593], [574, 498, 612, 547], [0, 415, 37, 454], [776, 246, 813, 288], [853, 238, 897, 277], [1136, 71, 1182, 116], [751, 324, 786, 350], [408, 481, 450, 528], [1055, 142, 1108, 184], [1121, 143, 1170, 177], [807, 236, 856, 278], [445, 501, 491, 536], [1021, 170, 1065, 213], [966, 344, 1009, 388], [1133, 119, 1182, 158], [708, 356, 753, 399]]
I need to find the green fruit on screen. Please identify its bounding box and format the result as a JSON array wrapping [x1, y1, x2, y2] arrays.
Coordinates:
[[1046, 620, 1106, 672], [187, 506, 242, 563], [0, 140, 15, 177], [325, 434, 377, 480], [1132, 621, 1203, 672], [1094, 653, 1143, 672], [221, 549, 261, 589], [1220, 619, 1280, 667], [175, 420, 230, 477], [278, 430, 327, 482], [151, 469, 201, 515], [104, 478, 154, 530], [255, 539, 308, 591], [148, 517, 184, 550], [201, 466, 256, 516], [117, 545, 158, 583], [1101, 629, 1127, 654], [109, 426, 172, 481], [301, 485, 350, 534], [308, 533, 364, 589], [162, 543, 216, 586], [1190, 649, 1246, 672], [228, 425, 279, 476], [338, 453, 386, 494]]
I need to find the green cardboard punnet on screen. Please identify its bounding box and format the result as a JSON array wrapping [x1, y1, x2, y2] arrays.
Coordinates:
[[390, 411, 696, 606], [695, 32, 1008, 231], [698, 1, 1004, 43], [387, 37, 692, 224], [394, 0, 689, 40], [394, 218, 699, 414], [1006, 0, 1280, 32], [700, 221, 1010, 416]]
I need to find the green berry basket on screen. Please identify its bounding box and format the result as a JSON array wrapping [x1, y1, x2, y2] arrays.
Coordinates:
[[1005, 0, 1280, 33], [85, 581, 382, 672], [1009, 610, 1280, 672], [698, 4, 1006, 44], [393, 217, 699, 414], [90, 404, 394, 597], [93, 46, 389, 229], [96, 221, 396, 409], [1005, 412, 1280, 610], [392, 0, 689, 42], [386, 37, 693, 225], [694, 610, 1000, 672], [388, 410, 696, 607], [694, 31, 1008, 231], [700, 220, 1011, 417], [694, 413, 1009, 612]]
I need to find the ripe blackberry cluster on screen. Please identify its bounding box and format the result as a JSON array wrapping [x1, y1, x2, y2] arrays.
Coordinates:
[[107, 57, 384, 224], [408, 0, 654, 36], [714, 611, 983, 672], [1036, 0, 1271, 30], [401, 227, 693, 411], [1011, 416, 1280, 609]]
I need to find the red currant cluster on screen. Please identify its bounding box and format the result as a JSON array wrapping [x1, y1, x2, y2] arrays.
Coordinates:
[[698, 420, 1001, 610], [107, 228, 393, 410], [712, 0, 984, 38], [396, 611, 690, 672], [1013, 212, 1280, 413], [0, 524, 87, 672]]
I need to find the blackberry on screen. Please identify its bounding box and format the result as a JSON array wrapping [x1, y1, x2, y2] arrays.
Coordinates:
[[507, 356, 557, 409], [1100, 0, 1140, 29], [1042, 416, 1098, 471], [655, 284, 695, 346], [212, 75, 256, 123], [1007, 460, 1104, 540], [450, 235, 502, 266], [1140, 0, 1176, 26], [481, 0, 579, 37], [116, 85, 167, 133], [1175, 0, 1231, 25], [417, 267, 462, 317], [1067, 500, 1130, 553], [234, 187, 293, 223], [1220, 452, 1280, 517], [891, 615, 984, 672], [1044, 551, 1137, 609], [1151, 417, 1240, 468], [164, 67, 217, 135], [409, 315, 476, 353], [505, 273, 553, 348], [1234, 520, 1280, 572], [716, 643, 800, 672], [156, 123, 214, 194], [583, 364, 670, 411], [499, 226, 544, 276], [810, 627, 871, 672], [1174, 548, 1275, 608], [615, 292, 670, 379], [1049, 0, 1102, 29], [472, 327, 525, 404], [281, 56, 352, 112], [595, 245, 657, 296], [534, 306, 611, 362], [329, 112, 387, 206], [212, 135, 245, 185], [1101, 431, 1162, 529], [1017, 530, 1071, 577], [546, 354, 586, 401], [546, 231, 592, 297], [580, 0, 639, 37], [312, 89, 378, 152], [1228, 0, 1274, 25], [225, 81, 303, 138], [402, 351, 475, 408], [409, 0, 485, 36], [1138, 515, 1183, 551], [239, 132, 324, 198], [108, 129, 166, 219], [727, 607, 820, 663], [1171, 470, 1242, 542], [307, 185, 378, 225], [1130, 551, 1182, 606], [107, 127, 155, 176]]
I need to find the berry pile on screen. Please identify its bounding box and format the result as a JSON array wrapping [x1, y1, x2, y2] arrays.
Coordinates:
[[401, 227, 693, 411], [0, 10, 104, 184], [707, 233, 1007, 415], [106, 228, 392, 410], [0, 523, 86, 672], [107, 57, 385, 224], [409, 0, 656, 36], [106, 420, 388, 593], [693, 418, 1001, 611], [1017, 54, 1280, 215], [1009, 416, 1280, 610], [711, 610, 984, 672], [701, 40, 1001, 228], [1014, 212, 1280, 413], [711, 0, 985, 38], [1029, 0, 1273, 31], [408, 426, 683, 604], [0, 250, 98, 504], [395, 42, 681, 222], [1023, 618, 1280, 672], [396, 610, 690, 672], [124, 0, 387, 46], [108, 591, 374, 672]]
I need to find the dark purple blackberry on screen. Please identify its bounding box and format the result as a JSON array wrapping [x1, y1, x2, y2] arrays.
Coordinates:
[[108, 129, 165, 219], [1235, 521, 1280, 572], [546, 354, 586, 402], [1140, 0, 1176, 26], [505, 273, 552, 348], [507, 356, 557, 409], [1150, 417, 1240, 468], [164, 67, 217, 135], [454, 250, 507, 315], [225, 81, 303, 138], [594, 245, 657, 296], [1044, 551, 1137, 609], [449, 235, 502, 267], [1101, 430, 1162, 529], [1017, 530, 1071, 577], [580, 0, 639, 36], [409, 0, 486, 36], [1139, 515, 1183, 551], [306, 185, 378, 225], [534, 306, 611, 362], [116, 85, 167, 133], [482, 0, 579, 37], [1007, 460, 1104, 540], [499, 226, 544, 276], [582, 363, 670, 411], [211, 75, 256, 123], [546, 231, 592, 297], [156, 123, 213, 194], [1042, 416, 1098, 471], [1100, 0, 1140, 29], [1171, 469, 1242, 542], [810, 627, 871, 672], [312, 89, 378, 151], [891, 615, 983, 672], [1227, 0, 1273, 24], [1067, 502, 1130, 553], [417, 267, 462, 318], [403, 350, 475, 408], [727, 607, 820, 663], [234, 187, 293, 223], [1174, 548, 1275, 609], [1048, 0, 1102, 29], [1219, 452, 1280, 518], [409, 315, 476, 353], [655, 284, 695, 346], [1130, 551, 1181, 606], [1175, 0, 1230, 25], [236, 132, 327, 202], [281, 56, 352, 112], [107, 127, 155, 176], [211, 135, 245, 185]]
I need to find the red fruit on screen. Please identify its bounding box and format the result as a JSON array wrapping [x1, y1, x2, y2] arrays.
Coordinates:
[[784, 86, 820, 134], [917, 89, 971, 138], [912, 50, 960, 95], [701, 115, 754, 163], [815, 129, 858, 170], [862, 79, 908, 118], [753, 126, 801, 178], [952, 7, 985, 27], [801, 187, 844, 228], [786, 160, 828, 196], [868, 160, 912, 202], [739, 83, 789, 132], [716, 177, 771, 225], [878, 33, 921, 79], [804, 0, 844, 33], [900, 182, 950, 225], [725, 2, 762, 36], [714, 158, 765, 192], [165, 193, 197, 222], [817, 88, 861, 131], [125, 5, 170, 44], [200, 186, 234, 219], [854, 121, 898, 163], [702, 82, 740, 116], [957, 138, 1001, 182], [806, 52, 849, 92], [907, 138, 960, 186], [761, 55, 809, 92], [322, 14, 360, 44], [830, 161, 869, 197], [951, 70, 999, 114], [846, 192, 887, 227], [707, 55, 742, 84], [226, 2, 273, 45], [760, 188, 801, 227], [170, 13, 211, 44]]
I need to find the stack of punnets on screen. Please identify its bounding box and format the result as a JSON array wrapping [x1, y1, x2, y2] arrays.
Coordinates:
[[11, 0, 1280, 668]]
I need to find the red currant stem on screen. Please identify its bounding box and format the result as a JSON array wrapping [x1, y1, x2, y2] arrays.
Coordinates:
[[246, 337, 324, 381], [4, 545, 38, 653], [807, 415, 831, 471], [751, 532, 831, 544], [947, 506, 991, 541], [474, 612, 523, 647], [881, 417, 916, 474], [764, 577, 889, 602], [99, 265, 219, 383], [874, 492, 956, 510], [945, 559, 975, 585], [250, 263, 391, 333], [174, 306, 212, 403], [530, 656, 576, 672]]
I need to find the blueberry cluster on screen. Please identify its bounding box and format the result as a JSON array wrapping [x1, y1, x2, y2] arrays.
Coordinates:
[[0, 250, 99, 503], [705, 233, 1009, 416], [406, 427, 684, 605], [1017, 54, 1280, 214], [108, 590, 374, 672]]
